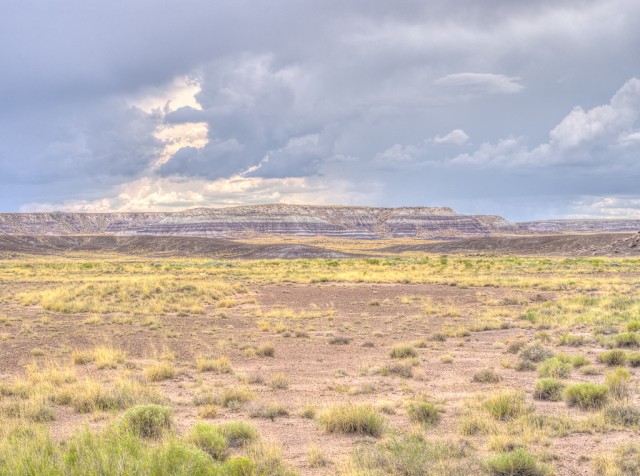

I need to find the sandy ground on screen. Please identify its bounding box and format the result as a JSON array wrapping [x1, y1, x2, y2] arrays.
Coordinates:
[[1, 279, 635, 475]]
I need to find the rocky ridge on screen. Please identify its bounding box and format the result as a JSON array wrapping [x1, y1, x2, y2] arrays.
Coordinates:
[[0, 205, 637, 239], [0, 205, 514, 239]]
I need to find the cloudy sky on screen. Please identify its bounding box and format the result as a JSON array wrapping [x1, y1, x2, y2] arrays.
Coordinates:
[[2, 0, 640, 220]]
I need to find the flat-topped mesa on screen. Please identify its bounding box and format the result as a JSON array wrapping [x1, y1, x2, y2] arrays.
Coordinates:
[[0, 205, 503, 239], [518, 219, 640, 234]]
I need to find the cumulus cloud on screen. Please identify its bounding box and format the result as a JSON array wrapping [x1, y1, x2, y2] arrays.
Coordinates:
[[449, 77, 640, 167], [567, 196, 640, 218], [433, 129, 470, 145]]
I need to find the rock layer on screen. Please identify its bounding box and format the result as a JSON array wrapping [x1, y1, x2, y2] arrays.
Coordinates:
[[0, 205, 638, 239], [0, 205, 510, 239]]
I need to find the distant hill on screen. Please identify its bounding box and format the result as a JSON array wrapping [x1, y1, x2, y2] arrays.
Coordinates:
[[0, 204, 637, 239]]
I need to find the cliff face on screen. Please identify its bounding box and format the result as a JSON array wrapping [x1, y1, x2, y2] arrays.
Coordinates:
[[0, 205, 504, 239]]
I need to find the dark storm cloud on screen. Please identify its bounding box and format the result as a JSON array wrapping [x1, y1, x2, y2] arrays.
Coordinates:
[[1, 0, 640, 218]]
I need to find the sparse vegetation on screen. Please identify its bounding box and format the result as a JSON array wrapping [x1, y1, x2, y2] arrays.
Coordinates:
[[482, 391, 527, 421], [196, 356, 232, 373], [406, 401, 441, 426], [344, 434, 474, 475], [144, 362, 175, 382], [267, 373, 290, 390], [188, 422, 227, 460], [473, 368, 502, 383], [534, 378, 564, 401], [389, 344, 418, 359], [598, 349, 628, 366], [537, 357, 572, 379], [256, 343, 275, 357], [318, 405, 385, 436], [219, 387, 255, 408], [216, 421, 258, 447], [485, 448, 550, 476], [122, 404, 174, 439], [4, 252, 640, 473], [563, 383, 609, 410], [603, 403, 640, 426]]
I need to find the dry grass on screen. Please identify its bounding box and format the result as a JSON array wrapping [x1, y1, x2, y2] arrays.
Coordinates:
[[143, 362, 176, 382], [3, 253, 640, 473], [318, 405, 385, 436], [196, 356, 232, 373]]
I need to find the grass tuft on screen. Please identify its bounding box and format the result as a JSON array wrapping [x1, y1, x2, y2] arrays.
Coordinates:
[[482, 391, 527, 421], [485, 448, 550, 476], [563, 383, 609, 410], [121, 404, 173, 439], [389, 344, 418, 359], [318, 405, 385, 436]]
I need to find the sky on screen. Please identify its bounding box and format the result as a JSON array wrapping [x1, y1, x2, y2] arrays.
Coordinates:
[[1, 1, 640, 221]]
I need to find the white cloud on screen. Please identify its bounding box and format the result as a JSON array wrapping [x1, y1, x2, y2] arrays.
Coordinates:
[[127, 76, 203, 114], [433, 129, 470, 145], [434, 73, 524, 95], [374, 144, 420, 165], [21, 174, 376, 213], [549, 77, 640, 150], [448, 77, 640, 167], [566, 195, 640, 218]]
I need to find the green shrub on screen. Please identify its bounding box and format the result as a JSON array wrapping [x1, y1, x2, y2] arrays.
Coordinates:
[[0, 423, 62, 474], [148, 438, 216, 475], [485, 448, 549, 476], [406, 401, 441, 426], [0, 414, 250, 476], [603, 403, 640, 426], [563, 383, 609, 410], [537, 357, 572, 379], [519, 343, 553, 363], [534, 378, 565, 401], [598, 349, 627, 366], [558, 334, 585, 346], [611, 332, 640, 348], [122, 404, 173, 439], [483, 391, 527, 421], [318, 405, 385, 436], [221, 457, 256, 475], [216, 421, 258, 447], [188, 422, 227, 460], [605, 367, 631, 400], [629, 352, 640, 367], [627, 321, 640, 332], [554, 352, 589, 367], [569, 355, 590, 368], [65, 426, 213, 475], [389, 344, 418, 359], [347, 434, 472, 475], [473, 368, 502, 384], [515, 343, 553, 371]]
